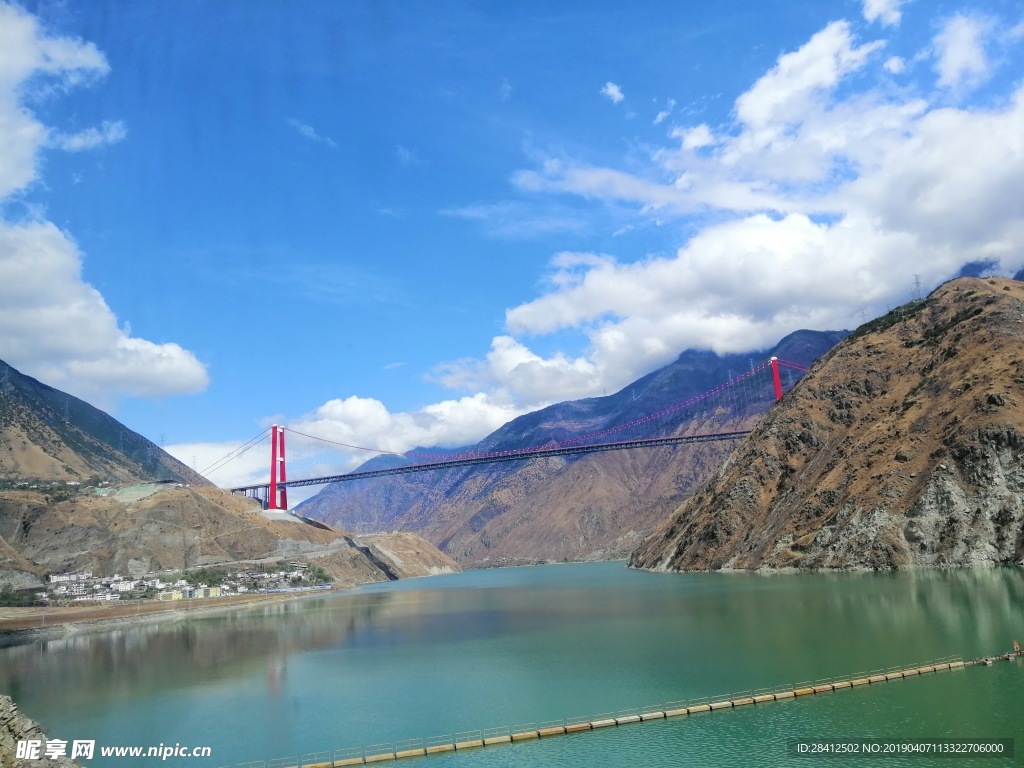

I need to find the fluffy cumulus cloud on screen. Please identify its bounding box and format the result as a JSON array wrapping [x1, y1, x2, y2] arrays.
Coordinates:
[[433, 335, 601, 403], [290, 392, 522, 452], [862, 0, 905, 27], [601, 81, 625, 103], [184, 393, 529, 491], [444, 10, 1024, 406], [0, 3, 108, 197], [0, 2, 208, 404], [933, 14, 993, 91]]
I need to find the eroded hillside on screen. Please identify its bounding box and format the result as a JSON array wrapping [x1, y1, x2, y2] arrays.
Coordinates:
[[631, 278, 1024, 571], [0, 484, 458, 587]]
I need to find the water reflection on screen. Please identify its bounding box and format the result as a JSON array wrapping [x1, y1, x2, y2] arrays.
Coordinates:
[[8, 566, 1020, 700], [0, 564, 1021, 765], [0, 590, 397, 705]]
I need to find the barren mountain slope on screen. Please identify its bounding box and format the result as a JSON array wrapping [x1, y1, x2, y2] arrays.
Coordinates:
[[0, 485, 344, 577], [0, 484, 459, 587], [631, 278, 1024, 571], [0, 360, 459, 590], [0, 359, 206, 485]]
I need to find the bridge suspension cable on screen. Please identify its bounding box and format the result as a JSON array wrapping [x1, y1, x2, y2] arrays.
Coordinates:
[[283, 428, 406, 456], [228, 354, 812, 505], [775, 358, 811, 371], [198, 427, 271, 476], [279, 359, 780, 464]]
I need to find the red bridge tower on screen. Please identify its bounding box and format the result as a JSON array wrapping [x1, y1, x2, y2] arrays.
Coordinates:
[[268, 424, 288, 510]]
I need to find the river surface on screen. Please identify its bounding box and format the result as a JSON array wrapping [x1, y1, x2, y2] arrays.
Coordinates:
[[1, 562, 1022, 767]]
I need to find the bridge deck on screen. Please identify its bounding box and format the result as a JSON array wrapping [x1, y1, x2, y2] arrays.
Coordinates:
[[230, 431, 750, 493]]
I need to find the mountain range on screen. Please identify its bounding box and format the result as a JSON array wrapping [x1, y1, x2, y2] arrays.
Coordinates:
[[298, 330, 847, 565]]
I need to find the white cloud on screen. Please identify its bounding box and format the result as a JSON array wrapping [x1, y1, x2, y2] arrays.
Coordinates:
[[433, 336, 601, 404], [286, 118, 337, 147], [0, 221, 209, 402], [884, 55, 906, 73], [841, 88, 1024, 250], [166, 439, 269, 491], [438, 15, 1024, 408], [653, 98, 676, 125], [934, 14, 993, 91], [676, 124, 715, 150], [52, 120, 127, 151], [601, 82, 625, 104], [0, 2, 110, 197], [862, 0, 905, 27], [0, 2, 209, 405], [185, 393, 529, 492], [733, 22, 884, 136], [395, 144, 420, 166], [292, 393, 523, 453], [171, 390, 529, 499]]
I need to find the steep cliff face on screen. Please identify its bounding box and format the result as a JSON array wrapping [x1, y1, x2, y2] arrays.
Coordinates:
[[631, 278, 1024, 571]]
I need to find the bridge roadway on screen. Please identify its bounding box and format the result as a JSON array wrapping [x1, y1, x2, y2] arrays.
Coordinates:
[[230, 430, 750, 495]]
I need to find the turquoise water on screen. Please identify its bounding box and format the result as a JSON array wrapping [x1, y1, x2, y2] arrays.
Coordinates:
[[1, 562, 1021, 767]]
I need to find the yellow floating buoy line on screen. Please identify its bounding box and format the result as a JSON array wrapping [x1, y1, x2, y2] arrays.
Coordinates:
[[226, 648, 1022, 768]]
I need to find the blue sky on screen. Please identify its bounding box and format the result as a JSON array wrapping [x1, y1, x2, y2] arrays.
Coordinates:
[[1, 0, 1023, 494]]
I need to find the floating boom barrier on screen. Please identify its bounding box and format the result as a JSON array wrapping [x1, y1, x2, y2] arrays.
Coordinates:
[[225, 648, 1022, 768]]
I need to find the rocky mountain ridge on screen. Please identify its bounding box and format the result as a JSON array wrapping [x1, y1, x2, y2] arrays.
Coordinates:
[[630, 277, 1024, 571], [0, 359, 205, 486], [300, 330, 846, 565]]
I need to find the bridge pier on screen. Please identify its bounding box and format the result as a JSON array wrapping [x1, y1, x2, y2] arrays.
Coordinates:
[[239, 486, 269, 509]]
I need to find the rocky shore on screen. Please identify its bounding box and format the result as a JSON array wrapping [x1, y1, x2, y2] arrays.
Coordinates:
[[0, 695, 79, 767]]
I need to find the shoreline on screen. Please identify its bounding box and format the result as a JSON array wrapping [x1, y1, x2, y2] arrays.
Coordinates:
[[0, 561, 597, 639], [0, 587, 353, 641]]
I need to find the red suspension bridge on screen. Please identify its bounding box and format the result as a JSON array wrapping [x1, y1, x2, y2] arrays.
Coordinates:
[[224, 357, 808, 510]]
